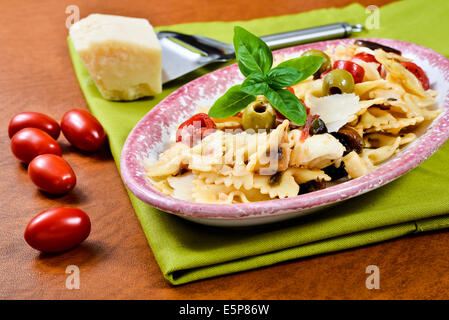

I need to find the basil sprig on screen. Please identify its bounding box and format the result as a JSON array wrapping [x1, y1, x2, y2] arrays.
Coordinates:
[[208, 26, 324, 125], [233, 26, 273, 76], [207, 85, 256, 119]]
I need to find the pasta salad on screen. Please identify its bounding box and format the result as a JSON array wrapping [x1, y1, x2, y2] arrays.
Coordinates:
[[145, 29, 440, 204]]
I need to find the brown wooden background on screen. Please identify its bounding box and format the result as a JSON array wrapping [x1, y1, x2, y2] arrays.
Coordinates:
[[1, 0, 449, 300]]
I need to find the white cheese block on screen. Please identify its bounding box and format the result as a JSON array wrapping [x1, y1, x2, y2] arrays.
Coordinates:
[[69, 14, 162, 101]]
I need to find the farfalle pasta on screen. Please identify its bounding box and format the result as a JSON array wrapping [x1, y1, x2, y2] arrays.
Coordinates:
[[146, 41, 440, 203]]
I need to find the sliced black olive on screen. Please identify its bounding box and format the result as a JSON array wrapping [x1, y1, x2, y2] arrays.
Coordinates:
[[269, 171, 283, 186], [309, 118, 328, 135], [323, 162, 348, 181], [175, 167, 189, 176], [331, 126, 363, 154], [298, 179, 326, 195], [265, 147, 284, 161], [354, 40, 401, 55]]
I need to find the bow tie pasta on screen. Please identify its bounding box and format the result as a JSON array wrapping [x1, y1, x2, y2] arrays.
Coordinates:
[[146, 43, 440, 203]]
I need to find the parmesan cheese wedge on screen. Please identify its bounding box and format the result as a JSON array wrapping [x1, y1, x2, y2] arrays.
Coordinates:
[[308, 93, 362, 132], [70, 14, 162, 101]]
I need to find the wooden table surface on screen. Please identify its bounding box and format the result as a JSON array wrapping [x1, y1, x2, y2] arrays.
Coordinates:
[[2, 0, 449, 300]]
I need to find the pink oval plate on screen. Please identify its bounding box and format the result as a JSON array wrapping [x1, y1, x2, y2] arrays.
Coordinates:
[[121, 38, 449, 227]]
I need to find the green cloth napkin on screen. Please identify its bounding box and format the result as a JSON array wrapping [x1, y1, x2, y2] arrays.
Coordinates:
[[68, 0, 449, 285]]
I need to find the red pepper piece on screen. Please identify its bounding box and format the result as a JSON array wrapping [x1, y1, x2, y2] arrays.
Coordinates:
[[299, 114, 319, 142]]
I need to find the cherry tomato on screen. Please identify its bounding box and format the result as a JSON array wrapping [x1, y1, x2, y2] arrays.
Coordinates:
[[176, 113, 216, 146], [28, 154, 76, 195], [400, 61, 430, 90], [352, 52, 382, 73], [353, 52, 378, 64], [333, 60, 365, 84], [286, 86, 295, 94], [11, 128, 62, 163], [24, 207, 91, 253], [61, 109, 106, 152], [8, 112, 60, 140]]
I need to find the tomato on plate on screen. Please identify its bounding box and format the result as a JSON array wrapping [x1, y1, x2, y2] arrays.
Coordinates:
[[28, 154, 76, 195], [10, 128, 62, 163], [24, 207, 91, 253], [353, 52, 378, 64], [8, 112, 60, 140], [176, 113, 216, 146], [333, 60, 365, 84], [61, 109, 106, 152], [352, 52, 382, 73], [400, 61, 430, 90]]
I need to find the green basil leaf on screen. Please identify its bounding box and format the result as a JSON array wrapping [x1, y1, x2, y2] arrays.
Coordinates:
[[277, 55, 325, 83], [208, 85, 256, 118], [266, 66, 303, 89], [233, 26, 273, 76], [264, 88, 306, 125], [240, 72, 269, 95]]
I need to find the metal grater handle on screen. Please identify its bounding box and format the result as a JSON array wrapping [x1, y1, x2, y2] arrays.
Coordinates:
[[261, 23, 364, 50]]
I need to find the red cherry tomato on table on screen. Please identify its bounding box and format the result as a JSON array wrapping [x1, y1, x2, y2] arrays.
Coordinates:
[[8, 112, 60, 139], [24, 207, 91, 253], [352, 52, 382, 73], [333, 60, 365, 84], [400, 61, 430, 90], [10, 128, 62, 163], [176, 113, 216, 146], [61, 109, 106, 152], [28, 154, 76, 195]]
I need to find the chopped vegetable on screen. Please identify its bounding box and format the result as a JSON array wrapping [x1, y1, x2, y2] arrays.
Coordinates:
[[354, 40, 402, 55], [176, 113, 216, 146], [400, 61, 430, 90], [331, 126, 363, 154], [353, 52, 381, 73]]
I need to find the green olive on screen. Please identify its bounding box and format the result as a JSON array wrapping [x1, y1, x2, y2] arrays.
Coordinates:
[[301, 49, 332, 78], [242, 100, 276, 131], [322, 69, 355, 95]]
